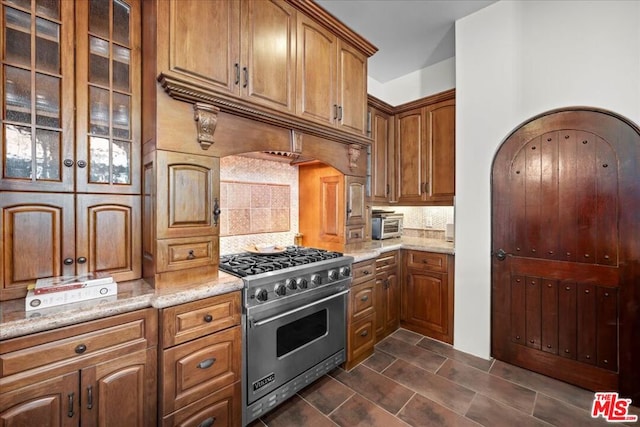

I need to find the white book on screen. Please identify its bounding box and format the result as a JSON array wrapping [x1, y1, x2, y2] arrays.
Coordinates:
[[33, 273, 114, 294], [25, 281, 118, 311]]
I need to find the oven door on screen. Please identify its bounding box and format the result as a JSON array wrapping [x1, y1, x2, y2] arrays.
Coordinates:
[[245, 286, 348, 404]]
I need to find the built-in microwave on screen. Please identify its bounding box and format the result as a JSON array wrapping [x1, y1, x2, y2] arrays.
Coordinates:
[[372, 213, 403, 240]]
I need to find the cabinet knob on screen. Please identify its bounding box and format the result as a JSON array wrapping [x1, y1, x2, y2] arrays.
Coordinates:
[[77, 257, 87, 264], [360, 295, 369, 302], [360, 329, 368, 337], [203, 314, 213, 323], [198, 417, 216, 427], [64, 258, 74, 265], [77, 160, 87, 168], [75, 344, 87, 354], [197, 358, 216, 369], [64, 159, 74, 167], [187, 250, 195, 260]]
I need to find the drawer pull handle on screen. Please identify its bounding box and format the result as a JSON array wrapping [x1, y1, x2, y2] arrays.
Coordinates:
[[198, 417, 216, 427], [197, 358, 217, 369], [187, 250, 195, 260], [360, 295, 369, 302], [203, 314, 213, 322], [360, 330, 368, 337], [363, 270, 370, 275], [68, 392, 75, 418], [75, 344, 87, 354], [87, 385, 93, 410]]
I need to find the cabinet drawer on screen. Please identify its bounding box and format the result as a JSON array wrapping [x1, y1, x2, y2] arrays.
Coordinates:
[[0, 309, 156, 377], [376, 251, 398, 271], [157, 236, 219, 273], [350, 280, 374, 319], [161, 292, 241, 348], [346, 224, 366, 242], [162, 381, 241, 427], [405, 251, 447, 272], [348, 313, 375, 361], [351, 260, 376, 286], [161, 326, 241, 415]]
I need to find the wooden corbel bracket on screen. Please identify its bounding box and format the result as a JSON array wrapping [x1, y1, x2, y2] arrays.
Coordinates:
[[193, 102, 220, 150], [348, 144, 361, 171]]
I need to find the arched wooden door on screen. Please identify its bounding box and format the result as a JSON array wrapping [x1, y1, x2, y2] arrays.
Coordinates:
[[491, 108, 640, 404]]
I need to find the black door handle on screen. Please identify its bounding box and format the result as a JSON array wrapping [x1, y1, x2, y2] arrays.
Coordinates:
[[495, 249, 507, 261]]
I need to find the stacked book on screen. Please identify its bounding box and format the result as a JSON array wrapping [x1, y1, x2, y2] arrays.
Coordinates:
[[25, 273, 117, 311]]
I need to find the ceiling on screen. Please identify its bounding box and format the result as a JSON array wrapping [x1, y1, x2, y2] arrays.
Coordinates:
[[316, 0, 496, 83]]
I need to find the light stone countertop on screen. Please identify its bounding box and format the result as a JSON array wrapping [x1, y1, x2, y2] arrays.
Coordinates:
[[0, 237, 453, 340], [345, 236, 454, 263], [0, 272, 244, 340]]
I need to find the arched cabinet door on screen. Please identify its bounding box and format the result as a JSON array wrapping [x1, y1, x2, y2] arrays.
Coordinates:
[[491, 108, 640, 402], [0, 193, 75, 301]]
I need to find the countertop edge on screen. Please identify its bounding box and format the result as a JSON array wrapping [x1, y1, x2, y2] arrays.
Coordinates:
[[346, 238, 455, 263]]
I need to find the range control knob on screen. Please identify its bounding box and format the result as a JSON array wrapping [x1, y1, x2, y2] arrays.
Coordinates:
[[340, 266, 351, 277], [255, 288, 268, 302], [328, 269, 339, 281], [297, 278, 308, 289], [274, 283, 286, 297], [286, 278, 297, 290], [310, 274, 322, 287]]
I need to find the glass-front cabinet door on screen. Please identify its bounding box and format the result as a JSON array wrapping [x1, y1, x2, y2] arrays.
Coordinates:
[[1, 0, 74, 192], [76, 0, 140, 194]]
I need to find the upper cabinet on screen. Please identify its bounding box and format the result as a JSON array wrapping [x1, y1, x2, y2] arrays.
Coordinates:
[[165, 0, 296, 113], [368, 97, 395, 204], [1, 0, 142, 300], [297, 15, 367, 135], [368, 91, 454, 206], [1, 0, 140, 194], [153, 0, 376, 142]]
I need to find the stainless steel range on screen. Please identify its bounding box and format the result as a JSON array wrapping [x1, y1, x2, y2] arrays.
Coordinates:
[[219, 246, 353, 425]]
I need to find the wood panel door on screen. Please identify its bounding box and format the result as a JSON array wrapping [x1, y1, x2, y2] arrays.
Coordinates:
[[492, 108, 640, 403], [336, 40, 367, 135], [345, 175, 366, 226], [425, 98, 455, 202], [0, 193, 75, 301], [396, 108, 425, 204], [76, 194, 141, 282], [370, 105, 392, 203], [241, 0, 296, 113]]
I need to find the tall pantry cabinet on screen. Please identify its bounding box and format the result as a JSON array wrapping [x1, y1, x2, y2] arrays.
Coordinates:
[[0, 0, 142, 301]]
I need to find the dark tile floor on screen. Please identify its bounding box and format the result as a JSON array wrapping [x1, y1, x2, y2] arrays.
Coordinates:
[[249, 329, 640, 426]]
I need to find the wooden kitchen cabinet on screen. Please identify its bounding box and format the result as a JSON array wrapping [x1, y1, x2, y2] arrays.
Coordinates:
[[345, 259, 376, 370], [299, 165, 368, 251], [395, 90, 455, 205], [160, 0, 296, 114], [142, 150, 220, 288], [375, 251, 400, 340], [0, 192, 141, 301], [159, 292, 242, 427], [0, 0, 142, 301], [401, 250, 454, 344], [368, 96, 395, 204], [0, 308, 158, 426], [296, 14, 367, 135]]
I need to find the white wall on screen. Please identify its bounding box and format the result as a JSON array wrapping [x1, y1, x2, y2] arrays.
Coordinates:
[[455, 0, 640, 359], [368, 57, 456, 105]]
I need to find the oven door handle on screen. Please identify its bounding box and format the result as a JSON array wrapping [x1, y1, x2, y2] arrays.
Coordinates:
[[251, 289, 350, 328]]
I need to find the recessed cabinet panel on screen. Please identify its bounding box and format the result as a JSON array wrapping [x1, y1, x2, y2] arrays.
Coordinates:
[[337, 41, 367, 135], [76, 194, 141, 282], [396, 110, 424, 203], [345, 175, 366, 225], [156, 151, 220, 239], [426, 99, 455, 199], [169, 0, 240, 93], [1, 193, 75, 300], [242, 0, 296, 112], [296, 14, 337, 126]]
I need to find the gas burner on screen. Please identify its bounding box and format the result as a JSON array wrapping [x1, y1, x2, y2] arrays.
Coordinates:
[[220, 246, 344, 277]]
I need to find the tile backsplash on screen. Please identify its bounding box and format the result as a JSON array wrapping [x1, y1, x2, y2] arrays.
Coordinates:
[[220, 155, 298, 254], [219, 155, 454, 254]]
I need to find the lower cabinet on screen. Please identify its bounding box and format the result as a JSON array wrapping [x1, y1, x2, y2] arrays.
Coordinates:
[[375, 251, 400, 341], [0, 309, 158, 426], [401, 250, 454, 344], [159, 292, 242, 427], [345, 259, 376, 370]]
